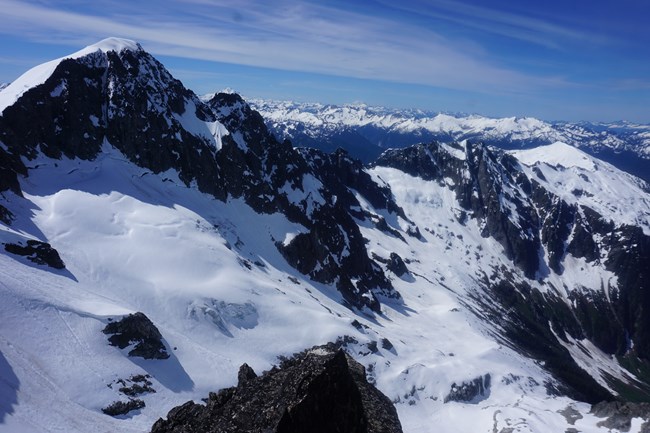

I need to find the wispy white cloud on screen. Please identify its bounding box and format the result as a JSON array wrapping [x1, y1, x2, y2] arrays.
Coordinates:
[[0, 0, 570, 94], [376, 0, 612, 50]]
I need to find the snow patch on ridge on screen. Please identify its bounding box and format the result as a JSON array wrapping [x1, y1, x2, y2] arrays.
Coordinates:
[[512, 142, 596, 171], [173, 98, 229, 151], [83, 37, 141, 54]]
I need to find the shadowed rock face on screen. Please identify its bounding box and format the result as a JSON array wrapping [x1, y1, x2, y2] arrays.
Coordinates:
[[150, 347, 403, 433], [444, 374, 491, 404]]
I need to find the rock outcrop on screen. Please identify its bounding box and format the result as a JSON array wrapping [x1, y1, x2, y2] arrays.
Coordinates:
[[444, 374, 491, 403], [103, 312, 169, 359], [591, 401, 650, 432], [150, 347, 403, 433], [102, 398, 145, 416], [4, 240, 65, 269]]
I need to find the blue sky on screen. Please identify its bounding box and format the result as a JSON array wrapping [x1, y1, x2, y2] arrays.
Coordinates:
[[0, 0, 648, 122]]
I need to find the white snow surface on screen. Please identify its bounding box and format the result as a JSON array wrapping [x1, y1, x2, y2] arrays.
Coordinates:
[[513, 141, 596, 170], [0, 38, 140, 114], [0, 142, 645, 432], [512, 142, 650, 235]]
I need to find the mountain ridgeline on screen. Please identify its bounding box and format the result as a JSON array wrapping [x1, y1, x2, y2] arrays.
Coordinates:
[[0, 41, 398, 311], [251, 100, 650, 183], [1, 39, 650, 430]]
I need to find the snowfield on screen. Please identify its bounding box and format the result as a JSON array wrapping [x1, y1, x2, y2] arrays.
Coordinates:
[[0, 142, 643, 433]]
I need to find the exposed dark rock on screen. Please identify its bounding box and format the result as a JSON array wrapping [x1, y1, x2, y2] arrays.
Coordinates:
[[569, 289, 627, 355], [529, 182, 575, 274], [387, 252, 408, 277], [351, 320, 369, 332], [237, 363, 257, 386], [0, 204, 13, 225], [443, 374, 491, 403], [299, 147, 407, 221], [150, 347, 402, 433], [119, 382, 155, 397], [131, 374, 153, 383], [0, 144, 21, 199], [103, 312, 169, 359], [277, 201, 394, 312], [381, 338, 394, 351], [102, 398, 145, 416], [365, 341, 379, 354], [115, 374, 156, 397], [591, 401, 650, 432], [473, 277, 614, 403], [558, 405, 583, 425], [4, 240, 65, 269]]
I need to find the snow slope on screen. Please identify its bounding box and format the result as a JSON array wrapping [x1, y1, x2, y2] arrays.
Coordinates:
[[0, 146, 353, 432], [0, 143, 643, 433]]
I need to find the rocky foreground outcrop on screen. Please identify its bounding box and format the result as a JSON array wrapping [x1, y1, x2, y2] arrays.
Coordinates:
[[151, 346, 403, 433]]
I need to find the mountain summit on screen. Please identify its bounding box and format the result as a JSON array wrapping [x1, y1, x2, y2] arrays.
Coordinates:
[[1, 39, 650, 433]]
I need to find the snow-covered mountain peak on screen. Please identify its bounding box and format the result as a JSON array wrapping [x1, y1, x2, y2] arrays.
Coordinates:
[[0, 37, 144, 114], [83, 37, 142, 54], [513, 141, 597, 171]]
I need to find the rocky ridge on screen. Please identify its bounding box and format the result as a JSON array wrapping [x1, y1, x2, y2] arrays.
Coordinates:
[[151, 345, 402, 433]]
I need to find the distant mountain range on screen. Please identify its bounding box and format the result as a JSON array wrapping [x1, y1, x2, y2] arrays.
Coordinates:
[[250, 99, 650, 182]]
